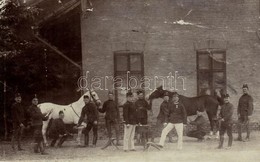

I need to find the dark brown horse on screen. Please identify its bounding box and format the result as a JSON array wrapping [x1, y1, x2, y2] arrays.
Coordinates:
[[148, 86, 220, 134]]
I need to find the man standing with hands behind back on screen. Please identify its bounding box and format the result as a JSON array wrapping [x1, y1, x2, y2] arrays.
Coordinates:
[[99, 91, 121, 146], [237, 84, 254, 142], [11, 93, 26, 151]]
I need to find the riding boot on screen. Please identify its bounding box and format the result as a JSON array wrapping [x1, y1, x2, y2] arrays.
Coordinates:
[[33, 143, 39, 153], [57, 136, 66, 147], [93, 134, 97, 146], [115, 136, 122, 146], [84, 134, 89, 147], [218, 136, 224, 149], [228, 136, 232, 147], [50, 139, 57, 147]]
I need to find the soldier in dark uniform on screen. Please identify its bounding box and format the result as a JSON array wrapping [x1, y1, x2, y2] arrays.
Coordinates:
[[151, 92, 174, 142], [217, 94, 234, 149], [98, 91, 121, 146], [123, 92, 137, 152], [49, 111, 69, 147], [77, 95, 99, 147], [187, 110, 207, 142], [11, 93, 26, 151], [27, 96, 51, 154], [135, 90, 151, 145], [237, 84, 254, 142]]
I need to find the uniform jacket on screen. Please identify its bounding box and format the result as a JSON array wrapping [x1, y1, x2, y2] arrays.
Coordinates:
[[28, 105, 48, 126], [135, 99, 150, 119], [165, 101, 187, 124], [49, 118, 67, 137], [157, 100, 169, 123], [123, 101, 137, 125], [190, 115, 207, 133], [99, 99, 120, 121], [220, 102, 234, 124], [78, 102, 99, 126], [11, 102, 25, 125], [238, 94, 254, 116]]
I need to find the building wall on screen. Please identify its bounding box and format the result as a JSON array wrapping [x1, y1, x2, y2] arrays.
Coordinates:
[[81, 0, 260, 122]]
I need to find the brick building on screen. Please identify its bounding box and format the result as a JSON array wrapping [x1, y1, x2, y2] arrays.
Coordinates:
[[81, 0, 260, 123]]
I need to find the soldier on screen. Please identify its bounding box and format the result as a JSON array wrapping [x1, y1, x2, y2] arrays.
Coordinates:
[[135, 90, 151, 145], [217, 94, 234, 149], [98, 91, 121, 146], [237, 84, 254, 142], [27, 96, 51, 154], [187, 110, 207, 142], [77, 95, 99, 147], [123, 92, 137, 152], [158, 92, 187, 150], [151, 92, 174, 143], [49, 111, 69, 147], [11, 93, 26, 151]]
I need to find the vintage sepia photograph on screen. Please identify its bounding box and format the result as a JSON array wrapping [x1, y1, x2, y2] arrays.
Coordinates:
[[0, 0, 260, 161]]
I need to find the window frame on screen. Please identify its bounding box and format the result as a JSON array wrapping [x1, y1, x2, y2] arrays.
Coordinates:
[[196, 49, 227, 95], [114, 51, 144, 104]]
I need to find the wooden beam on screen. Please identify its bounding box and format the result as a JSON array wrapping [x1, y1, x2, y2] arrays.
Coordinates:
[[34, 34, 81, 70]]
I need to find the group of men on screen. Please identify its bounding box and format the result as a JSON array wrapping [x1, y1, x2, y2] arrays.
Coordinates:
[[10, 93, 69, 154], [10, 83, 254, 154]]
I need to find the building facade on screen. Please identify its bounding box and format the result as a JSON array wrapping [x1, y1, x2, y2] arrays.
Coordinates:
[[81, 0, 260, 121]]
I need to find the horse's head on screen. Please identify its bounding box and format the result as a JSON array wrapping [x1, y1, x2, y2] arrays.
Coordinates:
[[83, 90, 101, 107], [148, 86, 165, 100]]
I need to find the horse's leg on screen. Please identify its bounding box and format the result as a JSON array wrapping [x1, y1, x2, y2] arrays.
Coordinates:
[[42, 120, 49, 146], [206, 111, 215, 137]]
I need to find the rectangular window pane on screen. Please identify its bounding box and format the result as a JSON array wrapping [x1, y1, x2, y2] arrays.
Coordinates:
[[198, 54, 210, 69], [130, 54, 142, 71], [213, 53, 225, 69], [115, 55, 128, 71], [198, 71, 210, 94], [114, 74, 127, 106], [129, 73, 143, 90], [213, 72, 225, 89]]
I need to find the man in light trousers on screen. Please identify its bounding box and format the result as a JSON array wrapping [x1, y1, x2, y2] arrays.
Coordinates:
[[123, 92, 137, 152], [158, 92, 187, 150]]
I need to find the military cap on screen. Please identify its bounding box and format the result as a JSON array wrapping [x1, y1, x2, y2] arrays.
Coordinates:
[[223, 94, 230, 98], [108, 91, 114, 95], [242, 84, 249, 89], [15, 93, 21, 98], [126, 92, 133, 97], [163, 92, 170, 97], [137, 90, 144, 95], [32, 94, 38, 100], [172, 91, 179, 96]]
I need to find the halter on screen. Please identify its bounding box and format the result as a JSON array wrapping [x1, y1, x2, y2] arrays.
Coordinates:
[[70, 104, 80, 118]]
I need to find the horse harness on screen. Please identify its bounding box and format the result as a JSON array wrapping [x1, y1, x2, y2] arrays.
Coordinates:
[[70, 104, 80, 118]]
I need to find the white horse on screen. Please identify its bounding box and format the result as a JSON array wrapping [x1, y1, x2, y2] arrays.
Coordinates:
[[38, 90, 101, 146]]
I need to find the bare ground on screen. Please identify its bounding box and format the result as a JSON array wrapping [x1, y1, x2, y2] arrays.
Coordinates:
[[1, 131, 260, 162]]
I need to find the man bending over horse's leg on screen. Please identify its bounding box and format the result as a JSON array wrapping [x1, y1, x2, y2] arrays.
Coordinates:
[[186, 110, 207, 142], [49, 111, 69, 147], [158, 92, 187, 150]]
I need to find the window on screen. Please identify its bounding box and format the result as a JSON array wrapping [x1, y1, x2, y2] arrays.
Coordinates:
[[197, 49, 226, 95], [114, 52, 144, 106]]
